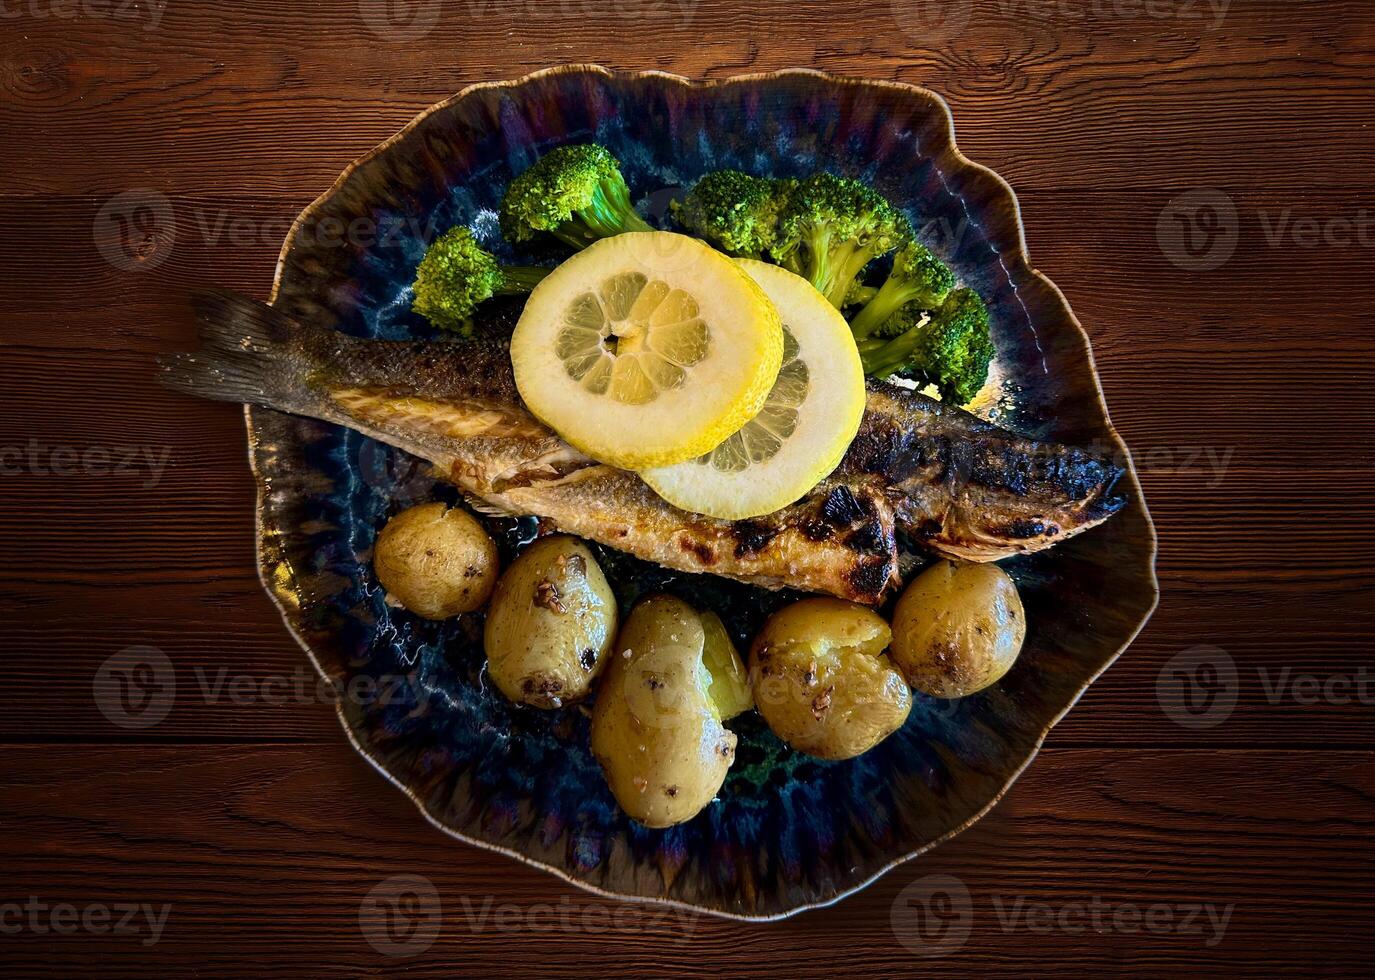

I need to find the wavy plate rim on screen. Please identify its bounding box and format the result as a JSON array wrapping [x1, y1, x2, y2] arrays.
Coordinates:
[[243, 64, 1160, 921]]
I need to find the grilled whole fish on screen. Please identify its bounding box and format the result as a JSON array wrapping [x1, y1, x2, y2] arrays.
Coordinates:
[[162, 291, 1127, 604]]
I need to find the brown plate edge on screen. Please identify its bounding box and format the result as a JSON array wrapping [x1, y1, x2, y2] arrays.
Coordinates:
[[242, 64, 1162, 922]]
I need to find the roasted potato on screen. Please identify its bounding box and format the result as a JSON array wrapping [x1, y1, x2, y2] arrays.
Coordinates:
[[749, 598, 911, 760], [484, 536, 618, 709], [889, 560, 1026, 698], [591, 595, 749, 827], [700, 609, 754, 722], [373, 502, 498, 619]]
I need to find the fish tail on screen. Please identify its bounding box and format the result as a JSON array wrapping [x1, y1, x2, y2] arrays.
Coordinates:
[[159, 289, 318, 412]]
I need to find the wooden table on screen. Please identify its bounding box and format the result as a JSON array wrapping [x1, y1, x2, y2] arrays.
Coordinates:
[[2, 1, 1371, 975]]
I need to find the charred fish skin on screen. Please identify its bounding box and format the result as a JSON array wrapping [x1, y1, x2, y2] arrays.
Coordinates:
[[161, 289, 1126, 599], [489, 471, 899, 602], [846, 385, 1128, 560]]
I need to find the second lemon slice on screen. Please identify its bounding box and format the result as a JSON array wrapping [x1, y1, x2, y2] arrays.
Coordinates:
[[510, 232, 783, 470], [640, 260, 867, 520]]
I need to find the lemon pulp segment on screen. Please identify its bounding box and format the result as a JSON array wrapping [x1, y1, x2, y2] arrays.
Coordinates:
[[510, 233, 783, 470], [640, 259, 866, 520]]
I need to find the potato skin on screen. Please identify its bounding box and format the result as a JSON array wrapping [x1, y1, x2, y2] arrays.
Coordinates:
[[749, 598, 911, 760], [591, 595, 741, 828], [889, 560, 1026, 698], [373, 502, 498, 619], [484, 536, 618, 709]]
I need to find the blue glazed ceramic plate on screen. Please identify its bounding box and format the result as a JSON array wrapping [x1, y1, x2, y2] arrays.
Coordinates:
[[248, 66, 1158, 919]]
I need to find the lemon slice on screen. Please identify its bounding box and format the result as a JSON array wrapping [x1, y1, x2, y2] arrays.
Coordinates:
[[510, 232, 783, 470], [641, 259, 865, 520]]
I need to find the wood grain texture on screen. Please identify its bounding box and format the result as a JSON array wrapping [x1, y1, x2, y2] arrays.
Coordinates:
[[0, 746, 1370, 977], [2, 0, 1373, 974], [2, 2, 1374, 194]]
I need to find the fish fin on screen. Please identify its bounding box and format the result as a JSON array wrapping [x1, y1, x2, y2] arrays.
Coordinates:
[[459, 495, 517, 519], [159, 289, 314, 411], [191, 288, 301, 349]]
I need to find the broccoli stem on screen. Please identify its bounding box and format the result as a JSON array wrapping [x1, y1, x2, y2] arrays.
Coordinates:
[[859, 318, 928, 377], [549, 225, 600, 250], [818, 242, 876, 308], [792, 226, 836, 293], [849, 280, 911, 340], [564, 175, 653, 245], [497, 265, 551, 294]]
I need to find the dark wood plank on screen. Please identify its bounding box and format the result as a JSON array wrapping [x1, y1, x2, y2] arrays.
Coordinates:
[[0, 746, 1369, 977], [1, 2, 1373, 196], [7, 188, 1375, 325]]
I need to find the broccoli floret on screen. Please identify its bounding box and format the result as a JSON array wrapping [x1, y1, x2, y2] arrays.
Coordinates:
[[411, 227, 549, 335], [771, 173, 912, 307], [848, 240, 957, 340], [671, 170, 795, 257], [860, 288, 994, 404], [499, 143, 652, 249]]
